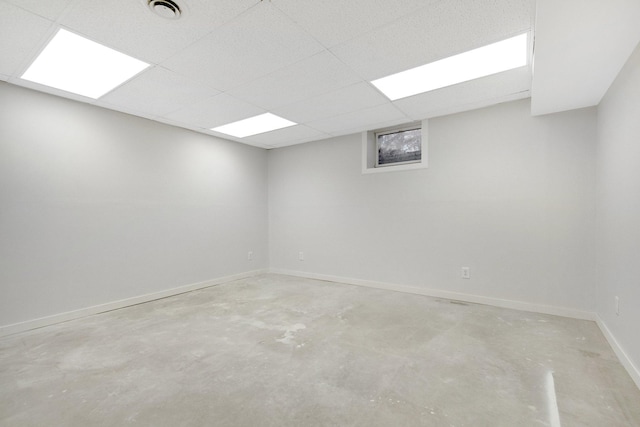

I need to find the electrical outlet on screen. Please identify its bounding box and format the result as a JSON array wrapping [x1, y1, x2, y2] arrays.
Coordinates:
[[298, 251, 304, 261], [615, 296, 620, 316], [247, 251, 253, 261], [461, 267, 470, 279]]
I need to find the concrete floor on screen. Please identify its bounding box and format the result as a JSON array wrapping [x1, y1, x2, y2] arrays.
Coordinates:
[[1, 274, 639, 426]]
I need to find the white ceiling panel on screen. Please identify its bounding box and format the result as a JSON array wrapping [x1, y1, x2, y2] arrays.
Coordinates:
[[244, 125, 330, 147], [162, 2, 324, 91], [308, 103, 409, 135], [332, 117, 414, 139], [4, 0, 73, 20], [272, 82, 389, 124], [394, 67, 532, 120], [101, 66, 218, 117], [331, 0, 534, 81], [273, 0, 433, 48], [60, 0, 259, 64], [0, 1, 54, 76], [164, 93, 265, 129], [227, 51, 362, 110]]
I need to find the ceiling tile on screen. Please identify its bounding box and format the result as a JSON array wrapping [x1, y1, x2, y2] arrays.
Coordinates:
[[101, 66, 218, 117], [331, 0, 535, 80], [0, 2, 54, 76], [329, 117, 412, 139], [244, 125, 330, 147], [307, 103, 409, 135], [60, 0, 259, 64], [4, 0, 73, 20], [164, 93, 265, 129], [227, 51, 362, 110], [162, 2, 324, 91], [394, 67, 532, 120], [272, 82, 389, 124], [273, 0, 431, 47]]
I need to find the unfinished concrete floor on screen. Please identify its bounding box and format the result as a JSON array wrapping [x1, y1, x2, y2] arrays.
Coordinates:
[[1, 274, 639, 426]]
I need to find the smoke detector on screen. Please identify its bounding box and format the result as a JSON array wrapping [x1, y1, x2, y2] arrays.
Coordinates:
[[148, 0, 182, 19]]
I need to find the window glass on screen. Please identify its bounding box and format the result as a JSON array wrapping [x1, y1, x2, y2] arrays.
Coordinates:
[[376, 128, 422, 166]]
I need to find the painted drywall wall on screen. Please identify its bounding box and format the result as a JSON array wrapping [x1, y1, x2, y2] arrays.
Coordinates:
[[0, 82, 268, 327], [596, 42, 640, 373], [268, 99, 597, 312]]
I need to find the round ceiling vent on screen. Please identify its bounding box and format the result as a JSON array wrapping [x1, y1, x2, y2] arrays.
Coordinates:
[[148, 0, 181, 19]]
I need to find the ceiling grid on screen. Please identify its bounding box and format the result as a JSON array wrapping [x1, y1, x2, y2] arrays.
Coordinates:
[[3, 0, 635, 148]]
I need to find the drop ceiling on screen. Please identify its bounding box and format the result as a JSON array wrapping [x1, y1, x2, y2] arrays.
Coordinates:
[[1, 0, 638, 149]]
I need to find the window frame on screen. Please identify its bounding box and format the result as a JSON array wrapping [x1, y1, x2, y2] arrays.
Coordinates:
[[361, 120, 428, 175]]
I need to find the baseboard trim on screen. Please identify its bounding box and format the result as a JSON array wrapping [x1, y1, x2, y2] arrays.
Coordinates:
[[0, 269, 267, 338], [595, 315, 640, 390], [269, 269, 596, 321]]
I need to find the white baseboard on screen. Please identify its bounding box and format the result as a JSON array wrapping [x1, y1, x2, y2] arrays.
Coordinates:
[[269, 268, 596, 321], [595, 315, 640, 390], [0, 269, 267, 338]]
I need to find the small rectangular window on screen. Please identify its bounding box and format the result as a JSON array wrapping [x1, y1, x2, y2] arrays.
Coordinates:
[[376, 127, 422, 167]]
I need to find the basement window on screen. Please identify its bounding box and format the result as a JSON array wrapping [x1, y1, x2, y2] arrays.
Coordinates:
[[376, 126, 422, 167], [362, 121, 428, 174]]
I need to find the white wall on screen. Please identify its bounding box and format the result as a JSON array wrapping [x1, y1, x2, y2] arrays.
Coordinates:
[[0, 82, 268, 327], [269, 99, 597, 313], [596, 42, 640, 373]]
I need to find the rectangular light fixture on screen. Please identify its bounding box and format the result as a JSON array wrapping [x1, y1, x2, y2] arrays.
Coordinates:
[[21, 29, 149, 99], [371, 33, 528, 101], [211, 113, 297, 138]]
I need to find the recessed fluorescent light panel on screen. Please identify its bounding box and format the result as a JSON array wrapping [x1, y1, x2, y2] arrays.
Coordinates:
[[211, 113, 297, 138], [21, 29, 149, 99], [371, 33, 528, 101]]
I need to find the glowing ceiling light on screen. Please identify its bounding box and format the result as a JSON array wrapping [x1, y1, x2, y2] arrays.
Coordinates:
[[371, 33, 528, 100], [211, 113, 297, 138], [21, 29, 149, 99]]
